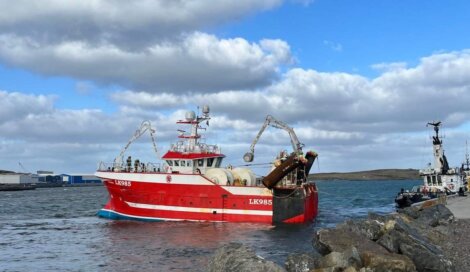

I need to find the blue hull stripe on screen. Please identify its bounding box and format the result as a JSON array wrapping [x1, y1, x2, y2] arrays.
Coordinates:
[[97, 209, 164, 222], [97, 209, 226, 222]]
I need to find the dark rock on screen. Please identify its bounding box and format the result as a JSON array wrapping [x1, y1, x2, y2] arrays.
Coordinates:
[[313, 226, 389, 256], [377, 229, 400, 253], [285, 252, 319, 272], [414, 204, 454, 227], [368, 212, 393, 223], [398, 204, 454, 227], [397, 206, 421, 219], [377, 217, 454, 272], [393, 206, 452, 247], [338, 218, 385, 241], [420, 226, 449, 245], [399, 241, 453, 272], [310, 268, 340, 272], [207, 243, 285, 272], [361, 251, 416, 272], [311, 204, 457, 272], [316, 246, 362, 270]]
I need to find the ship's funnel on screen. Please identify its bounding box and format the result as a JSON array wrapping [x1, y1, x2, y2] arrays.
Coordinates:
[[243, 152, 254, 162]]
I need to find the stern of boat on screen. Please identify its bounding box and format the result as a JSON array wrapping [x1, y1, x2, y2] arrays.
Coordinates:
[[272, 182, 318, 224]]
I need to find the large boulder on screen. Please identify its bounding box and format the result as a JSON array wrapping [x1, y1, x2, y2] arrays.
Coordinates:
[[285, 252, 319, 272], [337, 218, 385, 241], [207, 243, 285, 272], [398, 204, 454, 227], [395, 205, 453, 246], [313, 225, 389, 256], [413, 204, 454, 227], [361, 251, 416, 272], [316, 246, 362, 270], [377, 217, 454, 272]]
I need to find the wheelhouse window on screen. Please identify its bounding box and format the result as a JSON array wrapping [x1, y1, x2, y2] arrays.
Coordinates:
[[187, 160, 192, 167], [174, 160, 180, 166], [198, 159, 204, 167], [437, 176, 442, 185], [207, 158, 214, 167], [426, 176, 431, 186], [166, 160, 173, 166], [215, 158, 222, 168], [181, 160, 186, 167], [432, 175, 436, 185]]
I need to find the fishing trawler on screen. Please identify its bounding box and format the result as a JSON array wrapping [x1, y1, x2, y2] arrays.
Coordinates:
[[95, 106, 318, 224]]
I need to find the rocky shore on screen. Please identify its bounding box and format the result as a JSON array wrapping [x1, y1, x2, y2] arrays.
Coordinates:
[[207, 203, 469, 272]]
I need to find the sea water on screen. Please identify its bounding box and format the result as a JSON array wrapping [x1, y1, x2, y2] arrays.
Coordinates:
[[0, 179, 421, 271]]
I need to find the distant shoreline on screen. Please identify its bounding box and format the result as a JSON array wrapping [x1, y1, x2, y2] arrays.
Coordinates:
[[309, 168, 420, 181]]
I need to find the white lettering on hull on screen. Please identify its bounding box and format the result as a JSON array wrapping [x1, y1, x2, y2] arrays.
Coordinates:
[[249, 199, 272, 205], [115, 180, 131, 187]]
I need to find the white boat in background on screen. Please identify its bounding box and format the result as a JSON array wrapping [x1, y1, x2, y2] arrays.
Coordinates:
[[419, 121, 464, 193], [395, 121, 466, 209]]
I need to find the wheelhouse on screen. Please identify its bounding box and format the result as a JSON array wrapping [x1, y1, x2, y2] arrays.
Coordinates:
[[162, 152, 225, 174]]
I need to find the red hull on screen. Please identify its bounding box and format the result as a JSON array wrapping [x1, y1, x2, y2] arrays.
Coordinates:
[[97, 172, 318, 224]]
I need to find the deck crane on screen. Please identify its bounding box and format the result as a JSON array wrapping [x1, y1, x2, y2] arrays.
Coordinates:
[[243, 115, 317, 189], [243, 115, 304, 162], [114, 120, 158, 169]]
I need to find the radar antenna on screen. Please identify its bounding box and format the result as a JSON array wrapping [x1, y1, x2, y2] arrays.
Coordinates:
[[427, 120, 442, 145], [427, 121, 441, 136]]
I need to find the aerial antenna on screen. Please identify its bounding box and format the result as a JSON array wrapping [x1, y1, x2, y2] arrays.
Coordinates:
[[466, 140, 470, 170]]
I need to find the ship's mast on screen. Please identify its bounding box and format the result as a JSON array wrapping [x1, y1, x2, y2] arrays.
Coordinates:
[[464, 140, 470, 171], [427, 121, 448, 173], [176, 105, 211, 152]]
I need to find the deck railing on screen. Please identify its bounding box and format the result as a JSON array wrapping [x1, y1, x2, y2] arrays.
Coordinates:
[[97, 162, 162, 173]]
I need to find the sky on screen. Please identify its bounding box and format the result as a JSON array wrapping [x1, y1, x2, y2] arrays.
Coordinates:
[[2, 0, 470, 174]]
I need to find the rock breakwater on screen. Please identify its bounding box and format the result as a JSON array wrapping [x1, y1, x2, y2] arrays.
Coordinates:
[[208, 204, 463, 272]]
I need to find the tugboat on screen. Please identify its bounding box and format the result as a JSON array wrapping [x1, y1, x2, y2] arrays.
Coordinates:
[[395, 121, 464, 208], [419, 121, 464, 193], [95, 106, 319, 224]]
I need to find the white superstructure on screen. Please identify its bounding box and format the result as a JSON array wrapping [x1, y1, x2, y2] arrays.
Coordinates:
[[419, 121, 463, 193]]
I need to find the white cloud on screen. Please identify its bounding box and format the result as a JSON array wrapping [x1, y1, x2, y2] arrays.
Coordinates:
[[0, 33, 292, 92], [3, 47, 470, 173], [323, 40, 343, 52], [107, 49, 470, 171], [0, 91, 55, 123], [371, 62, 408, 72], [0, 0, 294, 93], [0, 0, 282, 47]]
